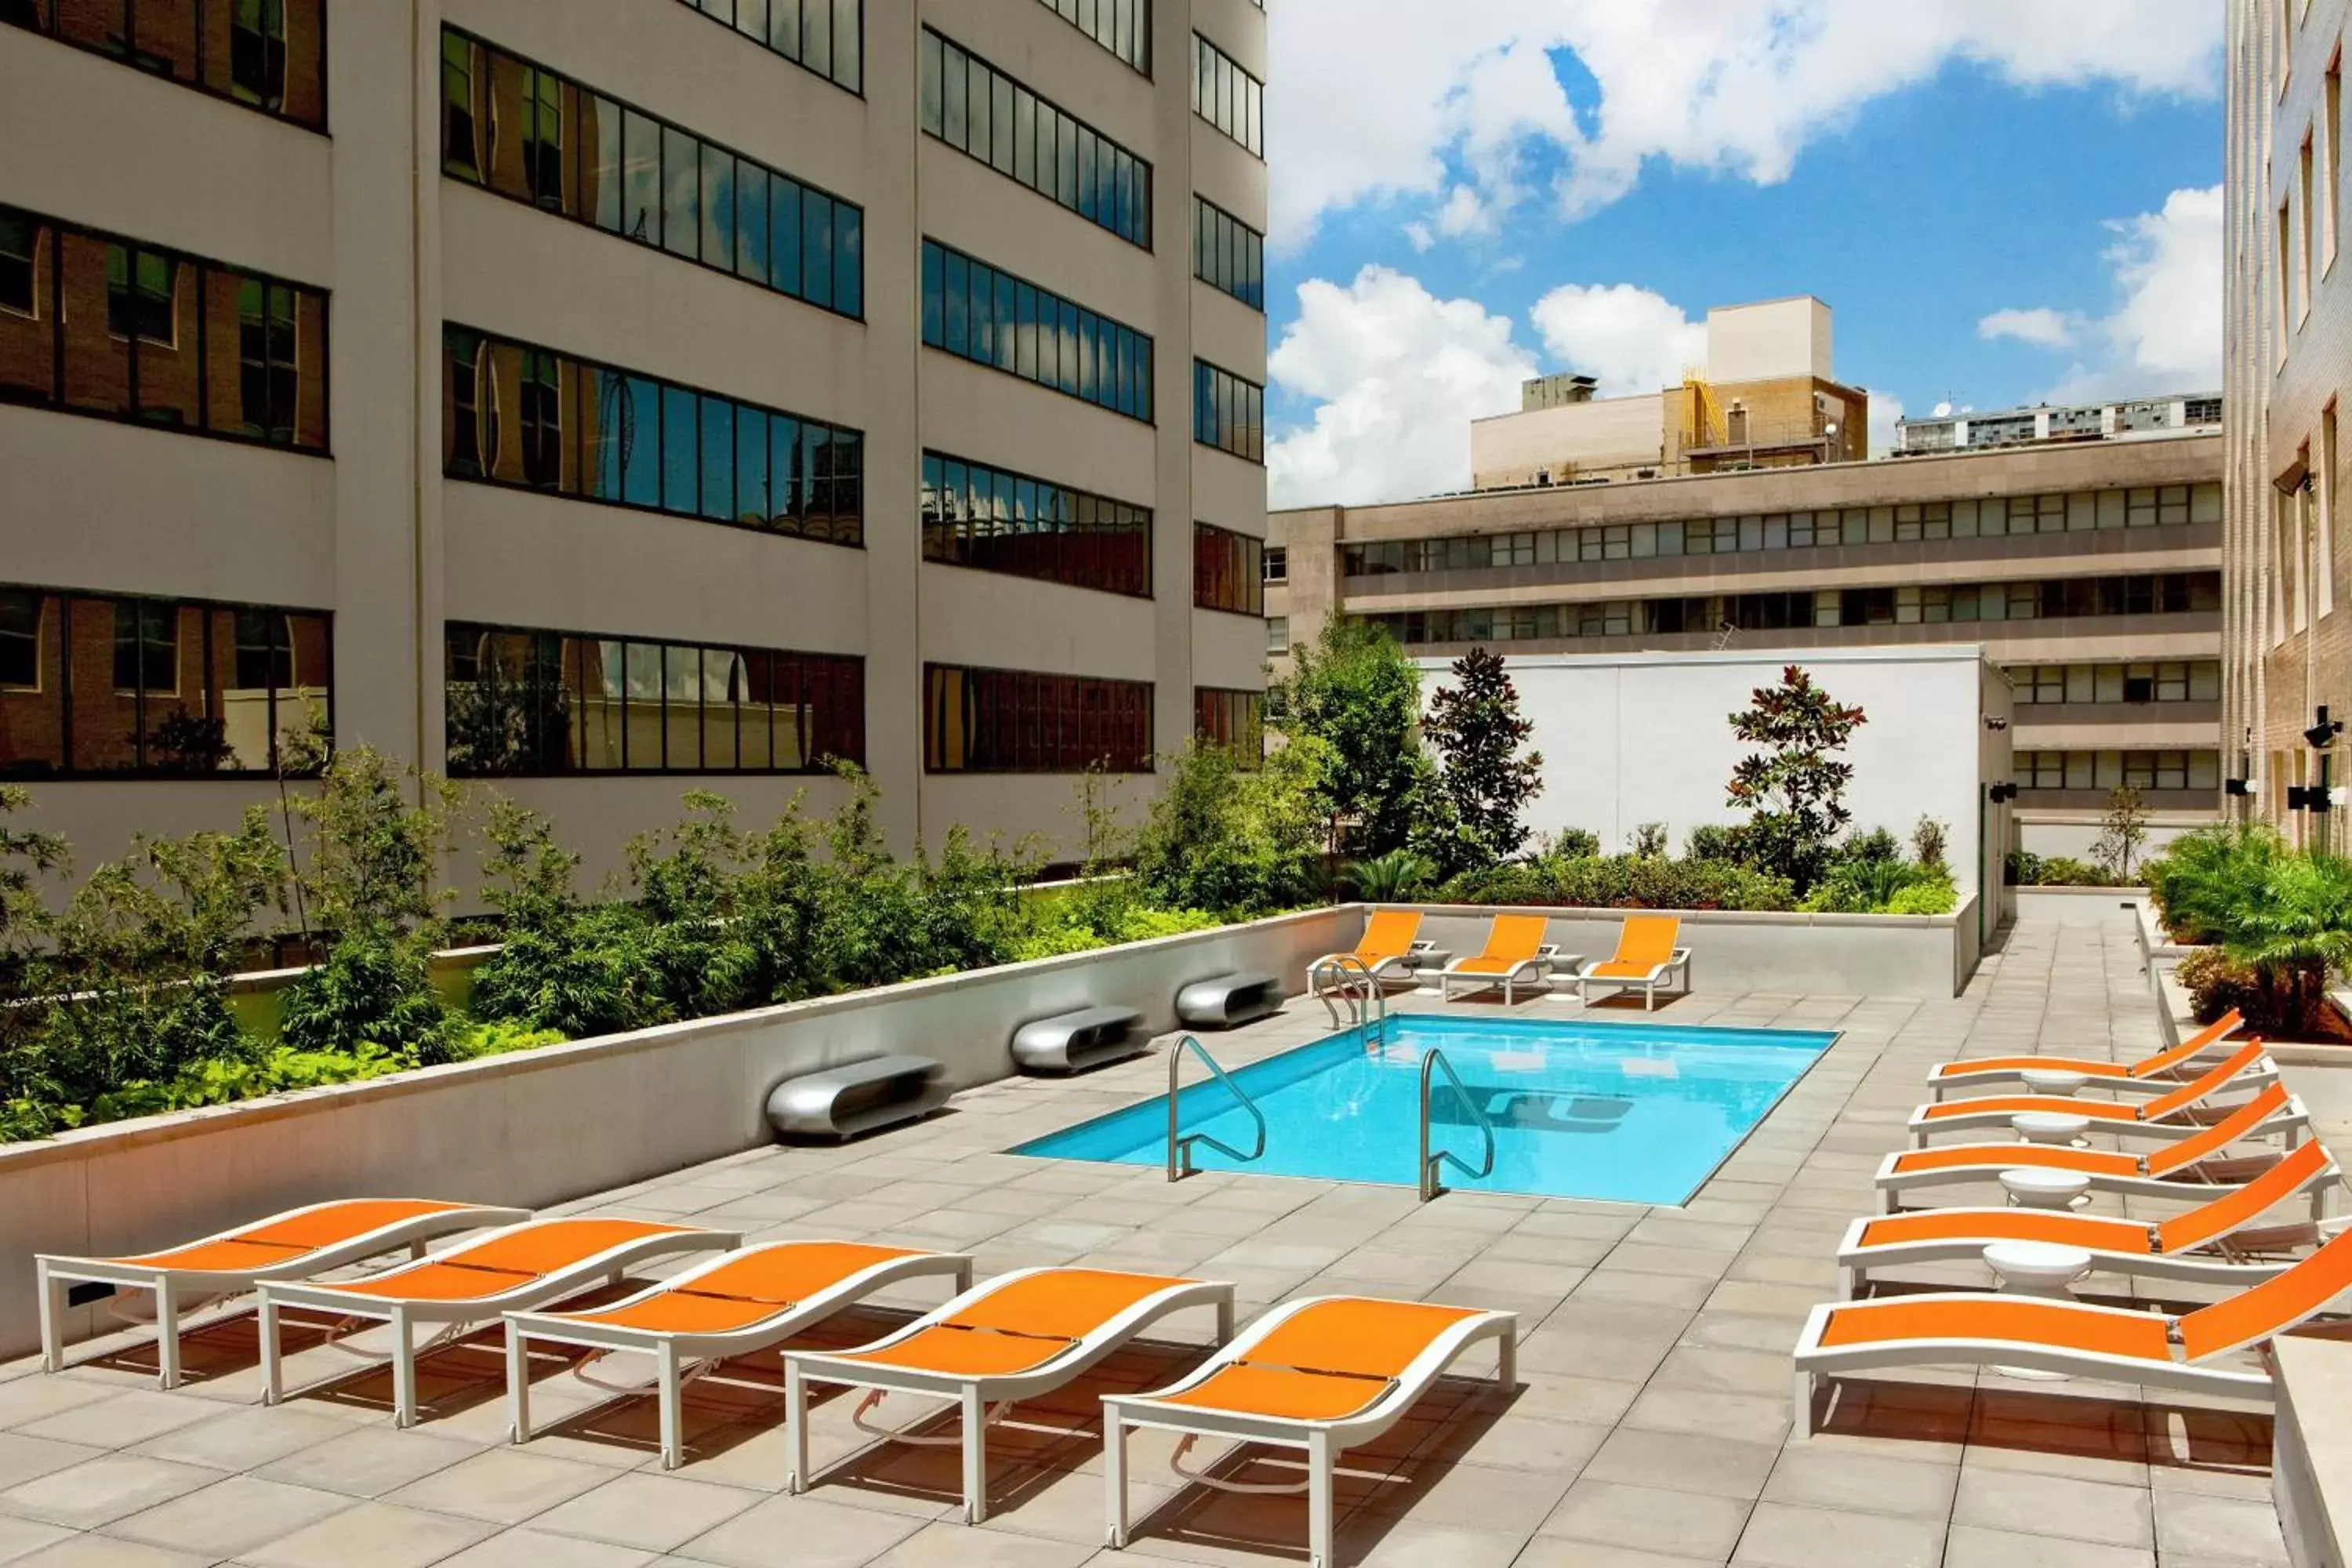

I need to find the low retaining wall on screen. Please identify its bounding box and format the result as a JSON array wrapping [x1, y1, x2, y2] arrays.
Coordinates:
[[1398, 900, 1977, 1001], [0, 905, 1359, 1363], [2004, 886, 2149, 926]]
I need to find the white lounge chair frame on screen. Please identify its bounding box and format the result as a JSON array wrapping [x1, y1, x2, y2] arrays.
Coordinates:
[[783, 1269, 1236, 1524], [503, 1244, 975, 1469], [1836, 1194, 2346, 1298], [1870, 1102, 2312, 1212], [35, 1199, 530, 1389], [1306, 945, 1430, 991], [1906, 1076, 2287, 1147], [1922, 1012, 2245, 1097], [1795, 1292, 2283, 1439], [1927, 1057, 2278, 1105], [258, 1219, 739, 1427], [1437, 946, 1559, 1004], [1575, 949, 1692, 1011], [1101, 1297, 1517, 1568]]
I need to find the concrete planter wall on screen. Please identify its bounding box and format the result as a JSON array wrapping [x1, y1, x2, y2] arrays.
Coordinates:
[[0, 905, 1359, 1363], [2005, 885, 2148, 926], [1399, 899, 1980, 1002]]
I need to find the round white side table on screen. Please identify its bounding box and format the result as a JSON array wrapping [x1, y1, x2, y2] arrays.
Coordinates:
[[2000, 1168, 2092, 1210], [2020, 1068, 2091, 1097], [2012, 1112, 2092, 1147], [1984, 1240, 2095, 1380]]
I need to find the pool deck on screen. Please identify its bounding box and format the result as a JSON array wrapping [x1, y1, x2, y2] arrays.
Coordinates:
[[0, 915, 2299, 1567]]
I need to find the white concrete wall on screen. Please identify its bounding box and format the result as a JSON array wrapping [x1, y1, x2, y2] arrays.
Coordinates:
[[0, 904, 1359, 1363], [1446, 645, 1998, 894], [1401, 902, 1973, 1003], [1470, 394, 1666, 481]]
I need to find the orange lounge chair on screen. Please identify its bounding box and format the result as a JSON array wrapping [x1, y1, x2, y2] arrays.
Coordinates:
[[1838, 1138, 2341, 1295], [259, 1217, 737, 1427], [1794, 1220, 2352, 1434], [35, 1197, 531, 1389], [1575, 914, 1691, 1011], [784, 1266, 1236, 1524], [1907, 1039, 2274, 1146], [1438, 915, 1559, 1004], [1103, 1296, 1517, 1568], [1874, 1080, 2312, 1211], [1927, 1010, 2245, 1098], [503, 1241, 974, 1469], [1306, 909, 1433, 992]]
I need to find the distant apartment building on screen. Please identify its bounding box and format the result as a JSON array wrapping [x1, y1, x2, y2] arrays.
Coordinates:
[[2223, 0, 2350, 841], [0, 0, 1268, 875], [1899, 393, 2224, 455], [1269, 299, 2223, 854], [1469, 297, 1868, 488]]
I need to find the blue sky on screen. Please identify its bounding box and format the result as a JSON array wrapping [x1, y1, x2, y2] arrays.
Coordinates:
[[1257, 3, 2226, 508]]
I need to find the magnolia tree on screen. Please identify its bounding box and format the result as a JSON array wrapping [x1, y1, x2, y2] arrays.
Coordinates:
[[1725, 665, 1866, 895], [1415, 647, 1544, 877]]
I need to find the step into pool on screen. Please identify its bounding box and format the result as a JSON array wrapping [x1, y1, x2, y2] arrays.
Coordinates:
[[1012, 1014, 1839, 1206]]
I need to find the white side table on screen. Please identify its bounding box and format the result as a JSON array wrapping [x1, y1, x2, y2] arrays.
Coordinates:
[[1984, 1240, 2095, 1380], [2013, 1112, 2092, 1147], [2000, 1168, 2092, 1210], [2020, 1068, 2091, 1097]]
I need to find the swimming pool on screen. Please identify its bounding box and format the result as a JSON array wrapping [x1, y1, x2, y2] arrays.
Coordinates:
[[1012, 1014, 1838, 1206]]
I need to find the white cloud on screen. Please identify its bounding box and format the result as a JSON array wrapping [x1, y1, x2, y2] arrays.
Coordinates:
[[1983, 185, 2223, 401], [1266, 267, 1537, 508], [1268, 1, 2220, 247], [1867, 392, 1906, 459], [1978, 307, 2076, 349], [1528, 284, 1706, 398]]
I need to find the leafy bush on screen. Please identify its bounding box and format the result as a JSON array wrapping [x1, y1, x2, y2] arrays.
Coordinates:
[[1267, 615, 1430, 856], [2175, 946, 2260, 1027], [1801, 858, 1920, 913], [2007, 851, 2107, 887], [82, 1042, 410, 1126], [1134, 737, 1330, 918], [1629, 822, 1670, 859], [1343, 850, 1438, 902], [1911, 817, 1949, 872], [2145, 823, 2284, 946], [1885, 877, 1958, 916], [1685, 823, 1749, 863], [1439, 854, 1795, 912], [279, 935, 455, 1062], [1833, 828, 1903, 867], [2145, 825, 2352, 1036], [1531, 828, 1601, 860]]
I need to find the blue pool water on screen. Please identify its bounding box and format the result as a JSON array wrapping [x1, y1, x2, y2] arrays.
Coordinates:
[[1013, 1014, 1838, 1206]]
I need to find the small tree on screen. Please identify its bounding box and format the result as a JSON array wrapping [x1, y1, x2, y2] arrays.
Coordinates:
[[1415, 647, 1544, 877], [1911, 816, 1949, 871], [1726, 665, 1867, 895], [2091, 786, 2151, 883], [1134, 736, 1331, 918], [1267, 615, 1431, 856]]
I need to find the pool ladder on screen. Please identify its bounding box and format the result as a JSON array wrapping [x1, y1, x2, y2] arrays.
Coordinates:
[[1311, 953, 1387, 1045], [1165, 1034, 1268, 1182], [1418, 1048, 1497, 1203]]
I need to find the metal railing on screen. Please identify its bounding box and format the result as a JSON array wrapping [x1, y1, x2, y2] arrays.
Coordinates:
[[1167, 1033, 1268, 1181], [1309, 953, 1386, 1038], [1418, 1047, 1497, 1202]]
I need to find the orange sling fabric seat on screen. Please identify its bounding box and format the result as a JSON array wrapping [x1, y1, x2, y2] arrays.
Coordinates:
[[1857, 1210, 2153, 1254], [2178, 1224, 2352, 1359], [1918, 1040, 2268, 1126], [120, 1199, 481, 1271], [2154, 1140, 2332, 1253], [559, 1243, 922, 1335], [1588, 916, 1681, 979], [1351, 911, 1422, 965], [1149, 1299, 1484, 1423], [826, 1269, 1193, 1377], [1454, 916, 1549, 975], [1887, 1082, 2294, 1179], [1929, 1011, 2243, 1083], [1815, 1295, 2176, 1363], [323, 1218, 695, 1302]]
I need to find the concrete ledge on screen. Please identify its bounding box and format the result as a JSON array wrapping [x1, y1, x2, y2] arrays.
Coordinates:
[[2277, 1337, 2352, 1568], [1396, 900, 1976, 1000], [0, 904, 1360, 1363], [2007, 886, 2147, 926]]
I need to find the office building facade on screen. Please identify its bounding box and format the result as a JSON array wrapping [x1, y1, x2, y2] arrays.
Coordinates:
[[1270, 418, 2225, 856], [0, 0, 1268, 877], [2223, 0, 2351, 840]]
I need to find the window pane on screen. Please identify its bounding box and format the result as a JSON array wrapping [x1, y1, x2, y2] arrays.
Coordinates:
[[801, 188, 834, 308], [623, 110, 660, 243], [834, 202, 862, 317], [662, 125, 699, 258], [699, 142, 734, 271], [662, 383, 698, 512], [699, 394, 734, 521]]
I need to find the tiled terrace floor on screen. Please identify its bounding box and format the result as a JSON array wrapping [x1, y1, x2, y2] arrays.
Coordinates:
[[0, 916, 2303, 1566]]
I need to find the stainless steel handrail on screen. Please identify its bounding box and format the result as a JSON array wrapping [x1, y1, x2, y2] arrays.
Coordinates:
[[1309, 953, 1387, 1040], [1167, 1033, 1269, 1181], [1419, 1047, 1497, 1202]]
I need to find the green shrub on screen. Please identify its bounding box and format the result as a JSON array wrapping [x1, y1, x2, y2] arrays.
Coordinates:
[[1834, 828, 1903, 866], [2175, 946, 2260, 1027], [1439, 855, 1794, 912], [1884, 877, 1958, 916], [1531, 828, 1600, 859], [279, 935, 455, 1063], [1134, 738, 1330, 918], [2006, 851, 2106, 887], [1343, 850, 1437, 902], [1684, 823, 1749, 864], [83, 1042, 410, 1127]]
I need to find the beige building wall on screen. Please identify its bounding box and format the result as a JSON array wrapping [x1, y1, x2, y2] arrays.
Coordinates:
[[0, 0, 1267, 881], [2224, 0, 2352, 844], [1270, 433, 2226, 850]]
